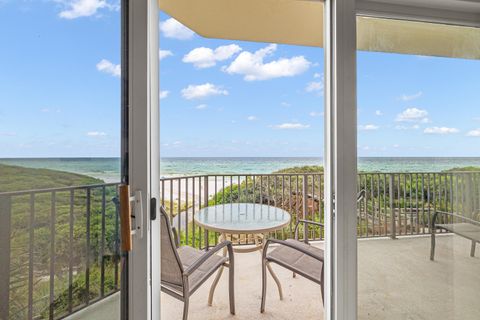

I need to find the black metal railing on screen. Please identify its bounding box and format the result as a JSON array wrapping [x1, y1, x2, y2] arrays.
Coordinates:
[[2, 170, 480, 319], [0, 183, 121, 320], [160, 171, 480, 248]]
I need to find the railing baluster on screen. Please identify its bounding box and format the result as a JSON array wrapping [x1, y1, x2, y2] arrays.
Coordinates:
[[0, 195, 11, 320], [303, 175, 308, 241], [199, 177, 202, 248], [178, 178, 181, 239], [289, 175, 293, 237], [114, 189, 119, 290], [49, 191, 56, 320], [161, 179, 165, 207], [86, 188, 91, 305], [415, 174, 419, 234], [192, 178, 196, 248], [371, 174, 375, 236], [376, 174, 380, 236], [101, 186, 106, 297], [204, 176, 209, 250], [186, 178, 189, 246], [28, 193, 35, 320], [238, 175, 241, 203], [252, 175, 255, 203], [409, 174, 413, 235], [390, 174, 396, 239], [169, 179, 173, 225], [421, 174, 425, 234]]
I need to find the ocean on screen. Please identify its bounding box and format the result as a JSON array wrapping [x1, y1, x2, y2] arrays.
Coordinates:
[[1, 157, 480, 183]]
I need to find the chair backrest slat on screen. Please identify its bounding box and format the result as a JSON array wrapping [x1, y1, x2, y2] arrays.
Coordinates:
[[160, 206, 184, 288]]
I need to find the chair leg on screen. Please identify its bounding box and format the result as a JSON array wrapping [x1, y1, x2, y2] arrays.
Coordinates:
[[430, 231, 436, 261], [229, 263, 235, 315], [183, 295, 190, 320], [260, 257, 267, 313], [471, 241, 476, 257]]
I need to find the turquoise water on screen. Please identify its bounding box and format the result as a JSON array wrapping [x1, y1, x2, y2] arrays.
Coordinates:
[[1, 157, 480, 182]]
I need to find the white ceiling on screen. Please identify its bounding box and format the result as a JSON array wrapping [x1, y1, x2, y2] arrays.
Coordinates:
[[365, 0, 480, 13]]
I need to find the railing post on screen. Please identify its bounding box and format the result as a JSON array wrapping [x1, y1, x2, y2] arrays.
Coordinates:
[[389, 175, 396, 240], [0, 195, 11, 320], [204, 176, 209, 250], [302, 175, 308, 242]]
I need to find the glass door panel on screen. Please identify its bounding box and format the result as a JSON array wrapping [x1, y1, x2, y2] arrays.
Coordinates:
[[356, 17, 480, 320], [0, 2, 122, 319]]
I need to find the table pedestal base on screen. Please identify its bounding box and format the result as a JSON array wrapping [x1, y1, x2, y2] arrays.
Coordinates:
[[208, 233, 283, 307]]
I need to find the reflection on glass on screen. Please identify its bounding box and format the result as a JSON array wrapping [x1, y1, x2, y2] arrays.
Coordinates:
[[357, 17, 480, 320]]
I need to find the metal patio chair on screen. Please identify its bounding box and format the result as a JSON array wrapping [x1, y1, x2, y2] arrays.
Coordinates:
[[160, 206, 235, 320], [430, 211, 480, 260], [261, 219, 325, 313]]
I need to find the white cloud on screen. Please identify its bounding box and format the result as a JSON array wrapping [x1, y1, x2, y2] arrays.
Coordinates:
[[309, 111, 323, 117], [247, 116, 257, 121], [400, 91, 423, 101], [223, 44, 311, 81], [160, 90, 169, 100], [272, 123, 310, 130], [160, 18, 194, 40], [359, 124, 379, 131], [0, 131, 16, 136], [40, 108, 61, 113], [159, 49, 173, 61], [87, 131, 106, 137], [467, 129, 480, 137], [58, 0, 117, 19], [395, 124, 420, 130], [195, 104, 207, 110], [395, 108, 429, 123], [424, 127, 459, 135], [313, 72, 322, 78], [96, 59, 120, 77], [181, 83, 228, 100], [183, 44, 242, 69], [305, 81, 324, 93], [375, 110, 383, 116]]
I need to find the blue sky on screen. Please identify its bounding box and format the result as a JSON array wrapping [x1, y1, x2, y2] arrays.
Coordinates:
[[0, 1, 479, 158]]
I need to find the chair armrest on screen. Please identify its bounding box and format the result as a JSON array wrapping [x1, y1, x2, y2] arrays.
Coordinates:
[[263, 238, 324, 261], [433, 211, 480, 230], [294, 219, 324, 242], [172, 227, 180, 248], [184, 241, 233, 276]]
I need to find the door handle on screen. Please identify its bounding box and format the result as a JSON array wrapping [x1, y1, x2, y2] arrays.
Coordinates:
[[133, 190, 144, 239], [119, 186, 145, 252], [119, 185, 133, 252]]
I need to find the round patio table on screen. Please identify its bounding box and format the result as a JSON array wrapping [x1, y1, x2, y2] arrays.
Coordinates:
[[194, 203, 291, 305]]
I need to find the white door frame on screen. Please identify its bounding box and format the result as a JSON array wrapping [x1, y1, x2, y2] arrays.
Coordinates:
[[127, 0, 160, 319], [327, 1, 480, 320], [324, 0, 357, 319]]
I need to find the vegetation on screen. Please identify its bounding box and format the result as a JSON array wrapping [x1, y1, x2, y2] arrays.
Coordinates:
[[0, 164, 103, 193], [1, 164, 119, 320], [174, 165, 480, 246]]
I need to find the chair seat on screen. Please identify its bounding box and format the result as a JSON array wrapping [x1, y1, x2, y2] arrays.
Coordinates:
[[163, 246, 228, 294], [437, 222, 480, 242], [267, 239, 324, 283]]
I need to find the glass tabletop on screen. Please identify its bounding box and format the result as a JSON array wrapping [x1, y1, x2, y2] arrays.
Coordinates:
[[194, 203, 291, 233]]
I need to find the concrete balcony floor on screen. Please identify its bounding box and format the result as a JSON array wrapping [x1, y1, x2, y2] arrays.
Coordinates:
[[69, 235, 480, 320]]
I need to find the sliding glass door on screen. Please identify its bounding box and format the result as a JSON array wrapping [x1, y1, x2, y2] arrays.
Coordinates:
[[0, 1, 123, 319], [355, 15, 480, 320]]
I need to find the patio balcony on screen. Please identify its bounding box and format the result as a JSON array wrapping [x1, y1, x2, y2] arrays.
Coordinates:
[[2, 171, 480, 319], [67, 235, 480, 320]]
